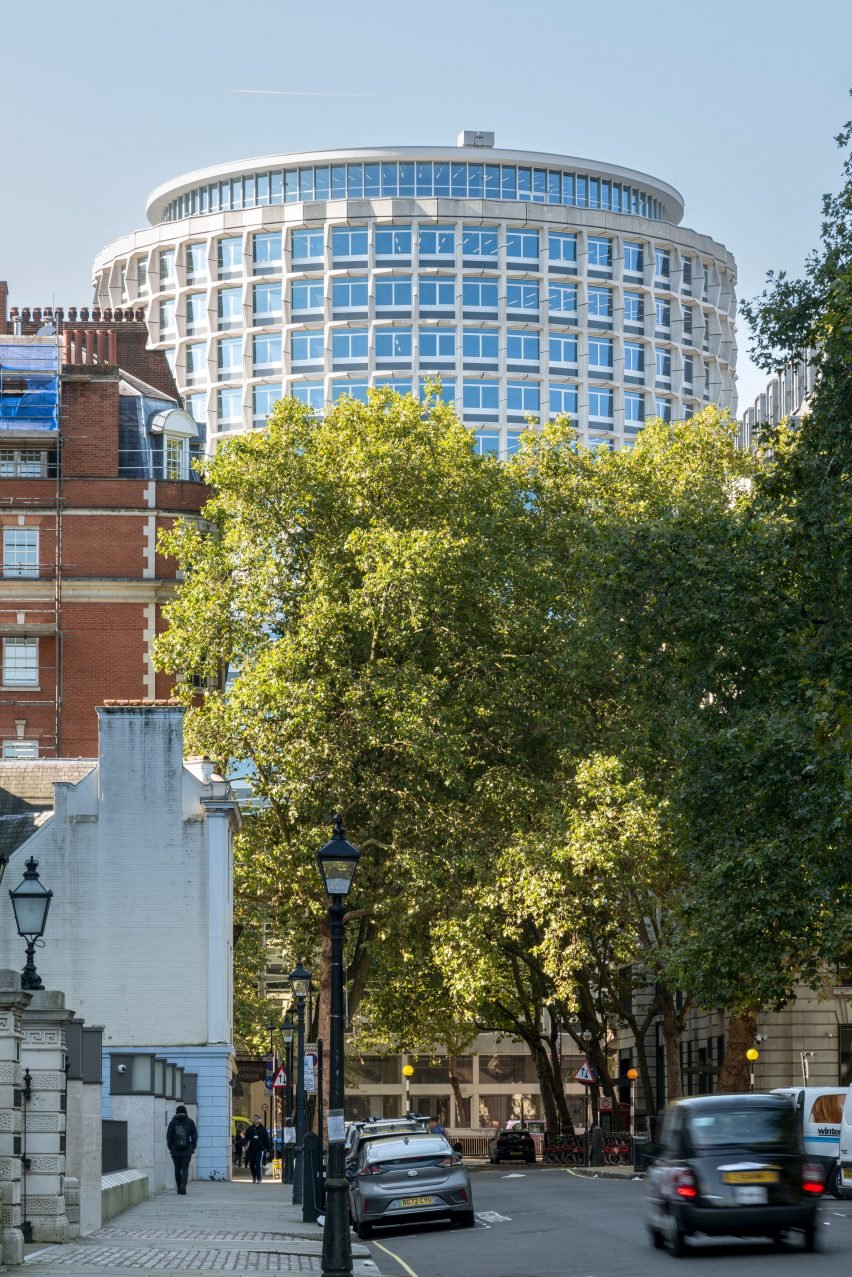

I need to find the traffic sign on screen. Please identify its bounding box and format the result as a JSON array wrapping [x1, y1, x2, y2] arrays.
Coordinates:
[[303, 1051, 318, 1094], [574, 1060, 598, 1084], [271, 1067, 287, 1089]]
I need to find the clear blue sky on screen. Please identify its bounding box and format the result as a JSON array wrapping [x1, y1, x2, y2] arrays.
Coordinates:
[[1, 0, 849, 408]]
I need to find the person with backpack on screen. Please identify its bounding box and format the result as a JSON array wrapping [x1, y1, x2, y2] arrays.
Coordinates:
[[244, 1113, 272, 1183], [166, 1104, 198, 1195]]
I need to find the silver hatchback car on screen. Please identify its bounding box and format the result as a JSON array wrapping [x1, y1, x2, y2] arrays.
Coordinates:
[[347, 1133, 474, 1237]]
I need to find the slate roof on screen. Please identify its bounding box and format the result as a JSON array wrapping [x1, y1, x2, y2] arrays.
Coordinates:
[[0, 760, 95, 860]]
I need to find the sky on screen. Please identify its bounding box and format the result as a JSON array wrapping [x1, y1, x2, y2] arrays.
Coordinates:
[[1, 0, 849, 410]]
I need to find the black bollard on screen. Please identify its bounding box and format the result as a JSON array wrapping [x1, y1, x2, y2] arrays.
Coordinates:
[[590, 1125, 605, 1167], [301, 1131, 322, 1223]]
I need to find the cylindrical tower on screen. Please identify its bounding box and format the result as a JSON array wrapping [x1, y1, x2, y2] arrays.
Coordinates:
[[93, 134, 737, 453]]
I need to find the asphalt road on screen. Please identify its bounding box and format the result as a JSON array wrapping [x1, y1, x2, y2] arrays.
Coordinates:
[[363, 1166, 852, 1277]]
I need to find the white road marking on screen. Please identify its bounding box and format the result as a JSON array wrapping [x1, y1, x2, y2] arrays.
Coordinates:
[[476, 1210, 513, 1224], [502, 1172, 526, 1178]]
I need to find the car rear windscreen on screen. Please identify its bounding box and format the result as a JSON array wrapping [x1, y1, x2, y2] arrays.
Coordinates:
[[689, 1107, 798, 1149]]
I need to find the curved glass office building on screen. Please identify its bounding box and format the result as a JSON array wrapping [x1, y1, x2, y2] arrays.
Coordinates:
[[93, 134, 737, 453]]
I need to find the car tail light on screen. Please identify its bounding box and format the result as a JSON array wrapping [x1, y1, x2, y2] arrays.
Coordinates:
[[361, 1163, 383, 1176], [458, 1188, 468, 1202], [802, 1163, 824, 1195], [675, 1169, 698, 1200]]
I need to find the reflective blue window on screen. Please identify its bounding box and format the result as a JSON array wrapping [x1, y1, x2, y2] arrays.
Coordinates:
[[474, 430, 500, 455], [681, 256, 692, 285], [186, 392, 207, 423], [217, 388, 242, 426], [517, 167, 532, 201], [467, 163, 484, 197], [159, 249, 176, 285], [549, 233, 577, 264], [550, 334, 578, 364], [416, 162, 433, 196], [507, 282, 538, 311], [364, 163, 380, 198], [420, 278, 456, 307], [485, 165, 500, 199], [589, 389, 613, 418], [375, 277, 412, 307], [381, 163, 398, 196], [292, 229, 324, 261], [420, 377, 456, 403], [624, 391, 645, 422], [507, 332, 539, 362], [550, 384, 578, 417], [375, 329, 412, 358], [452, 162, 467, 197], [501, 166, 516, 201], [589, 337, 614, 369], [462, 279, 499, 308], [576, 176, 587, 208], [185, 343, 206, 381], [433, 162, 450, 196], [624, 341, 644, 372], [253, 385, 280, 422], [217, 288, 242, 327], [463, 330, 498, 359], [623, 292, 643, 324], [271, 172, 283, 203], [462, 227, 498, 257], [548, 171, 561, 203], [331, 165, 346, 198], [217, 238, 242, 277], [419, 328, 455, 358], [186, 293, 207, 332], [253, 233, 282, 271], [562, 173, 575, 205], [293, 331, 324, 363], [347, 164, 364, 198], [655, 248, 670, 278], [682, 305, 694, 336], [587, 237, 612, 269], [589, 178, 600, 210], [375, 377, 413, 394], [464, 380, 499, 410], [655, 348, 671, 378], [186, 243, 207, 281], [507, 382, 539, 413], [292, 280, 323, 312], [549, 283, 577, 315], [420, 226, 455, 256], [655, 395, 672, 422], [683, 355, 693, 384], [315, 167, 330, 200], [398, 162, 415, 197], [331, 227, 367, 259], [332, 329, 368, 360], [533, 168, 547, 202], [252, 334, 281, 370], [588, 287, 613, 318], [624, 242, 643, 272], [506, 429, 525, 454], [507, 230, 539, 260], [332, 380, 368, 402], [376, 226, 412, 257], [655, 299, 671, 328], [253, 283, 282, 320], [332, 278, 368, 310], [291, 383, 325, 411], [217, 337, 241, 376]]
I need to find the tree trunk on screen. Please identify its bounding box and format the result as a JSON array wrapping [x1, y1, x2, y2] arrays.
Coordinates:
[[447, 1054, 468, 1128], [528, 1036, 562, 1136], [717, 1010, 758, 1093], [546, 1029, 575, 1134], [660, 992, 684, 1102]]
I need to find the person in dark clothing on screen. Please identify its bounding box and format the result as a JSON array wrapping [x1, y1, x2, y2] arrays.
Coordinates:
[[244, 1114, 272, 1183], [233, 1128, 245, 1165], [166, 1104, 198, 1195]]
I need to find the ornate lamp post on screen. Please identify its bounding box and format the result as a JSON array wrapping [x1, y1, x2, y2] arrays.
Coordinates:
[[9, 858, 53, 990], [316, 815, 361, 1277], [282, 1011, 295, 1185], [290, 960, 312, 1205]]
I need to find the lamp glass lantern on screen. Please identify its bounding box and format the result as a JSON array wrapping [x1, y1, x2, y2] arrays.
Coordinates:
[[289, 961, 312, 999], [9, 857, 52, 940], [315, 814, 360, 899], [281, 1013, 294, 1047]]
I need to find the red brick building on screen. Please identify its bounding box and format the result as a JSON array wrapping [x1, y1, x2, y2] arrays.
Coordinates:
[[0, 286, 208, 756]]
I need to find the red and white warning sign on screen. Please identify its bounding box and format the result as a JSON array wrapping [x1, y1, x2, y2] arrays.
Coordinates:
[[271, 1066, 287, 1089], [574, 1060, 597, 1084]]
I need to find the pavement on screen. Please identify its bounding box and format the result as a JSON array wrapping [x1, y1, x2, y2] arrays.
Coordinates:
[[22, 1171, 382, 1277]]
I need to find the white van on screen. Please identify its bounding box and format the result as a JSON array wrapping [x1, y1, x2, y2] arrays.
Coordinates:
[[773, 1086, 849, 1197], [839, 1085, 852, 1199]]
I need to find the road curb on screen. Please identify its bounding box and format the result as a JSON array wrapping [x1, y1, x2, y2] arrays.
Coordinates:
[[568, 1167, 644, 1181]]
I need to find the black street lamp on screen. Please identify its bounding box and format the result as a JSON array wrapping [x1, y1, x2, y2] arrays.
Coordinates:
[[281, 1010, 295, 1185], [9, 858, 52, 991], [316, 815, 360, 1277], [290, 960, 311, 1206], [267, 1021, 279, 1168]]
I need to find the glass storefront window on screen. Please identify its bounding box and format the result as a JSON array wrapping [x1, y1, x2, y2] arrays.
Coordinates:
[[479, 1054, 539, 1084], [477, 1093, 542, 1129]]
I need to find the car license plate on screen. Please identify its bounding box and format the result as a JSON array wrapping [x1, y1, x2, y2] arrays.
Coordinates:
[[722, 1171, 778, 1184], [400, 1195, 434, 1207], [734, 1186, 768, 1205]]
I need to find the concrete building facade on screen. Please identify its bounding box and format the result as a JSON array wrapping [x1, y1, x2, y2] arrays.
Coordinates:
[[93, 133, 737, 453], [0, 292, 208, 758]]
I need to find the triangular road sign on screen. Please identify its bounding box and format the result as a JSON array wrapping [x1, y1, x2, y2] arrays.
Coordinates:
[[574, 1060, 597, 1084], [271, 1066, 287, 1089]]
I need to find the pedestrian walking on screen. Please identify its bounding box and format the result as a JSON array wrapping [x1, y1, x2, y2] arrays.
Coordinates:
[[244, 1113, 272, 1183], [233, 1128, 245, 1166], [166, 1104, 198, 1195]]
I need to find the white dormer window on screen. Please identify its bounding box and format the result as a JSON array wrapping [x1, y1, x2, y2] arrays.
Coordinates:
[[149, 407, 198, 482], [165, 435, 189, 481]]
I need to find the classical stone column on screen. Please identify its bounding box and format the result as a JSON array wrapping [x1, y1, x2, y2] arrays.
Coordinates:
[[0, 970, 31, 1266], [20, 991, 74, 1244]]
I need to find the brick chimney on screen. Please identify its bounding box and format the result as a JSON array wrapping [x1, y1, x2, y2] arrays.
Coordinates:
[[0, 280, 7, 332]]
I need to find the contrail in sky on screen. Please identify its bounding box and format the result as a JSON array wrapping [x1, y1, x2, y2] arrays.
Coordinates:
[[231, 88, 375, 97]]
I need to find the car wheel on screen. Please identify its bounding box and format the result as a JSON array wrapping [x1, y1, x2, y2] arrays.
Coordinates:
[[454, 1210, 476, 1228], [803, 1223, 819, 1253], [665, 1210, 688, 1258], [828, 1163, 843, 1199], [356, 1220, 373, 1240], [649, 1226, 664, 1250]]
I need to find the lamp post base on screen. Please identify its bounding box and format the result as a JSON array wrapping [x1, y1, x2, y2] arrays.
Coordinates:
[[321, 1170, 353, 1277]]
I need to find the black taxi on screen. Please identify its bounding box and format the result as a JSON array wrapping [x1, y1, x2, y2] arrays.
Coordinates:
[[645, 1093, 823, 1256]]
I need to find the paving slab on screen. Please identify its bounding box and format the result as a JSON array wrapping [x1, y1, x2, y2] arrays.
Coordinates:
[[22, 1177, 381, 1277]]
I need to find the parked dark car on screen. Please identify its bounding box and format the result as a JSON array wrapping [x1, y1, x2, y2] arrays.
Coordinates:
[[645, 1094, 824, 1256], [488, 1127, 536, 1164]]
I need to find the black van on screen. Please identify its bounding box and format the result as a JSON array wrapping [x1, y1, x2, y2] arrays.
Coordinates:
[[645, 1094, 824, 1256]]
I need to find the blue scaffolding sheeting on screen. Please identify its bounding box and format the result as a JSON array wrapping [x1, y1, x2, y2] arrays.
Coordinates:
[[0, 340, 60, 432]]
